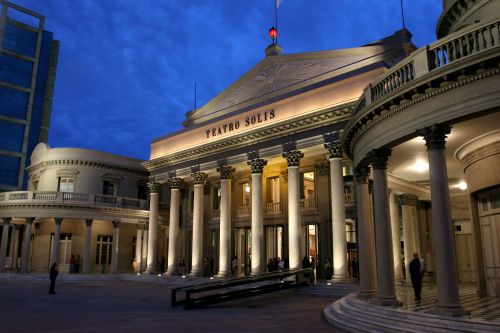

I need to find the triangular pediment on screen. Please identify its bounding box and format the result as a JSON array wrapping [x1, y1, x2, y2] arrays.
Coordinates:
[[184, 30, 412, 127]]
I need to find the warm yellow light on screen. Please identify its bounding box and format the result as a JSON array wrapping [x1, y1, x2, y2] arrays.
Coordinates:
[[410, 159, 429, 173], [245, 183, 250, 193], [458, 181, 467, 190]]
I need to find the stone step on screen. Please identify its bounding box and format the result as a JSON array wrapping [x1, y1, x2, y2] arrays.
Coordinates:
[[325, 293, 500, 333]]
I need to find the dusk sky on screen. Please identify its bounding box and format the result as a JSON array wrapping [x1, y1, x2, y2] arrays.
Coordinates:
[[14, 0, 442, 160]]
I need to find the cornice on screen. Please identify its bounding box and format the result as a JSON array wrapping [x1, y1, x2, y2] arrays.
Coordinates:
[[27, 159, 148, 177], [343, 64, 500, 159], [145, 102, 354, 171]]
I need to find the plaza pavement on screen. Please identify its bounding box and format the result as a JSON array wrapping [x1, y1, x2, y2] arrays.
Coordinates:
[[0, 276, 349, 333]]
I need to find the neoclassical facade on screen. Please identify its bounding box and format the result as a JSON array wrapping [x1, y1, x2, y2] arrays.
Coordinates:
[[0, 143, 159, 274], [340, 0, 500, 318], [142, 30, 415, 278]]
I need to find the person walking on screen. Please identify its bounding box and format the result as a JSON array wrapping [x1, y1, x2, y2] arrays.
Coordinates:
[[49, 263, 58, 294], [409, 252, 426, 301]]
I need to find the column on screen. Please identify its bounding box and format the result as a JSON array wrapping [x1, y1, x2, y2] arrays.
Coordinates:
[[355, 168, 377, 298], [398, 194, 418, 282], [324, 141, 349, 280], [419, 124, 469, 316], [282, 150, 304, 270], [135, 224, 143, 273], [111, 221, 120, 274], [217, 166, 234, 276], [11, 225, 20, 271], [21, 217, 34, 273], [51, 218, 63, 266], [0, 218, 12, 272], [166, 177, 183, 275], [368, 149, 401, 306], [141, 223, 148, 272], [389, 191, 404, 283], [247, 158, 267, 275], [190, 171, 207, 276], [146, 181, 160, 273], [82, 219, 93, 274]]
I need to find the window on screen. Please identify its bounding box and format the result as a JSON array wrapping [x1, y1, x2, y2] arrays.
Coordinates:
[[0, 120, 24, 152], [212, 187, 221, 210], [2, 23, 37, 57], [95, 235, 113, 265], [0, 54, 33, 88], [137, 185, 147, 200], [0, 154, 20, 186], [58, 177, 75, 193], [301, 172, 315, 200], [0, 86, 29, 119], [103, 180, 117, 196], [242, 182, 250, 206], [267, 177, 280, 203]]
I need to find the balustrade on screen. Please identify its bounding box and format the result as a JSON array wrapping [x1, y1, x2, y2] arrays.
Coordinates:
[[300, 198, 317, 209], [266, 202, 281, 213], [0, 191, 146, 210]]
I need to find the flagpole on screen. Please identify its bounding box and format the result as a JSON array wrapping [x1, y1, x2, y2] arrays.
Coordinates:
[[400, 0, 405, 29], [275, 1, 278, 44]]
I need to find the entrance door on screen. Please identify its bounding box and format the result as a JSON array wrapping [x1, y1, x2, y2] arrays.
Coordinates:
[[265, 225, 284, 268], [96, 235, 112, 273], [234, 227, 251, 276]]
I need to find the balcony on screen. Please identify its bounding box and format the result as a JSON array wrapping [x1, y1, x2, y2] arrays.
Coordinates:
[[300, 198, 317, 210], [266, 202, 281, 215], [0, 191, 148, 210]]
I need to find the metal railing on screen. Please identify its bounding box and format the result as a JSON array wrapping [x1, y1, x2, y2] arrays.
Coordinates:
[[353, 17, 500, 116], [171, 268, 312, 309], [0, 191, 147, 210]]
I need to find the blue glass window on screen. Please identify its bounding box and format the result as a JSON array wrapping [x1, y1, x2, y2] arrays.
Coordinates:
[[0, 86, 28, 119], [0, 54, 33, 87], [0, 120, 24, 152], [0, 154, 20, 187], [2, 23, 37, 57]]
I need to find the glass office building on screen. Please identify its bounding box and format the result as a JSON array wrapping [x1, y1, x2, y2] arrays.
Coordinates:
[[0, 0, 59, 191]]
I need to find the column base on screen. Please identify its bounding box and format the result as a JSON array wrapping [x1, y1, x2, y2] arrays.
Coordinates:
[[330, 274, 353, 284], [357, 290, 377, 300], [144, 268, 157, 275], [216, 270, 232, 278], [427, 305, 471, 317], [188, 269, 204, 277], [372, 296, 402, 307], [395, 276, 405, 286], [165, 268, 178, 276]]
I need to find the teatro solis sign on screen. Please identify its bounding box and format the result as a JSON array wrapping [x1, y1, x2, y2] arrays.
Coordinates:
[[205, 109, 276, 139]]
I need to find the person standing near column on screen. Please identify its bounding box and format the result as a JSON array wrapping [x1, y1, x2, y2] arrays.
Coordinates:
[[409, 252, 426, 301], [49, 263, 58, 294]]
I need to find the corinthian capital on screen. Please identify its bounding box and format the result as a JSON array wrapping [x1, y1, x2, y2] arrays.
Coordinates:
[[367, 149, 391, 169], [247, 158, 267, 174], [418, 124, 451, 151], [217, 165, 235, 180], [147, 182, 160, 194], [282, 150, 304, 167], [168, 177, 183, 189], [324, 140, 342, 159], [191, 172, 207, 185]]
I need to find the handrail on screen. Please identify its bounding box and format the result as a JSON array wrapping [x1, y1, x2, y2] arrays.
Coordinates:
[[352, 17, 500, 116], [171, 268, 312, 309]]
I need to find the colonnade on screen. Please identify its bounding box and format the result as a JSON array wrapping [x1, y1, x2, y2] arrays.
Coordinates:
[[354, 124, 468, 316], [145, 140, 350, 278]]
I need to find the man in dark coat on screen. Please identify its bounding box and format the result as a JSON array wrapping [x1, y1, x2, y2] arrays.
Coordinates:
[[49, 263, 58, 294], [409, 252, 425, 301]]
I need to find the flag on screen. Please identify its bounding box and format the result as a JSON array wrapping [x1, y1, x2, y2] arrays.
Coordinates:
[[275, 0, 283, 8]]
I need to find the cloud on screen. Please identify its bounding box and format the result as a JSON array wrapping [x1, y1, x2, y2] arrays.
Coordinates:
[[12, 0, 442, 160]]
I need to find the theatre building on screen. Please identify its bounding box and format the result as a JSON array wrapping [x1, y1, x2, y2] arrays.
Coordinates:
[[143, 31, 414, 278]]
